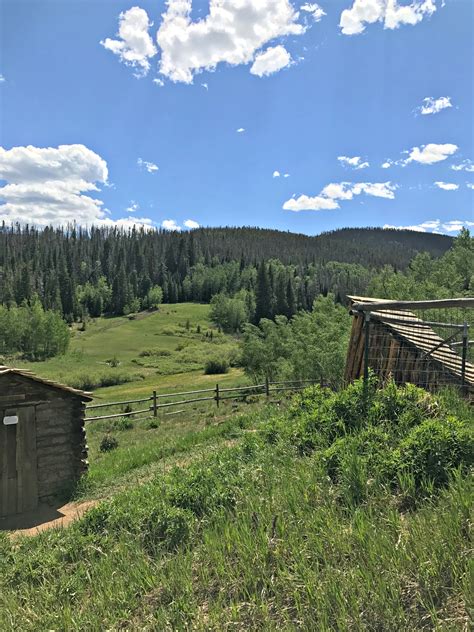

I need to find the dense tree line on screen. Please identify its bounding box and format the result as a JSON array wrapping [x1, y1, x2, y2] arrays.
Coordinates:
[[0, 224, 450, 322]]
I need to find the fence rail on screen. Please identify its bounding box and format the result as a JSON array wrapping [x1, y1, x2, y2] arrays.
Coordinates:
[[84, 378, 322, 423]]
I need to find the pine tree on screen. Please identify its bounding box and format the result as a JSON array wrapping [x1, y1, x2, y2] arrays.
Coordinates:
[[286, 276, 296, 318], [254, 261, 272, 324]]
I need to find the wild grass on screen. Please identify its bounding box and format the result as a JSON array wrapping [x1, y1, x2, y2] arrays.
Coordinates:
[[13, 303, 244, 401], [0, 381, 471, 631]]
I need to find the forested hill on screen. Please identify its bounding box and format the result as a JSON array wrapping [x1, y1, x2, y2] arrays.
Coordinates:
[[174, 226, 451, 268], [0, 224, 452, 322]]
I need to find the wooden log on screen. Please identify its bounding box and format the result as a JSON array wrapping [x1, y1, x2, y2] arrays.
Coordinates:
[[351, 298, 474, 312]]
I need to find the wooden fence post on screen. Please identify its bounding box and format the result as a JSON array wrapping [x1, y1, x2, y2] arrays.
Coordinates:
[[152, 390, 157, 417], [461, 322, 468, 396], [363, 311, 371, 384], [265, 376, 270, 398], [215, 383, 220, 408]]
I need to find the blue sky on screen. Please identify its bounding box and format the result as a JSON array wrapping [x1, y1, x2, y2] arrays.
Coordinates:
[[0, 0, 472, 235]]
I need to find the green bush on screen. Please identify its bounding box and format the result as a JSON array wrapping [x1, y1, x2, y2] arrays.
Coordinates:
[[99, 435, 119, 453], [396, 417, 473, 488], [142, 505, 194, 554], [204, 358, 229, 375], [65, 371, 139, 391], [111, 417, 134, 431]]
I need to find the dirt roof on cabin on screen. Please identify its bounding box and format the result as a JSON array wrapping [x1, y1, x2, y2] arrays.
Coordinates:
[[347, 296, 474, 387], [0, 365, 93, 401]]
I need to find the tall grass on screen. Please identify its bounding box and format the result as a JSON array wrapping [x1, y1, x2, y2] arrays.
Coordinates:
[[0, 380, 471, 631]]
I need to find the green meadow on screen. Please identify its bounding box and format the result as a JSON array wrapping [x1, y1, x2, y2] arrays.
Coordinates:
[[15, 303, 245, 400]]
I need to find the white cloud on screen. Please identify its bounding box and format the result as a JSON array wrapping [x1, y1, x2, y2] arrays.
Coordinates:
[[184, 219, 200, 229], [101, 7, 157, 77], [403, 143, 458, 165], [236, 127, 245, 133], [340, 0, 437, 35], [300, 3, 326, 21], [284, 173, 290, 178], [384, 219, 474, 234], [137, 157, 159, 173], [434, 181, 459, 191], [338, 155, 369, 169], [250, 45, 292, 77], [381, 160, 393, 169], [451, 159, 474, 173], [201, 82, 209, 90], [467, 183, 474, 190], [273, 170, 281, 178], [153, 77, 165, 86], [283, 195, 339, 212], [156, 0, 305, 84], [283, 180, 397, 211], [127, 200, 140, 212], [417, 96, 452, 115], [162, 219, 181, 231], [0, 144, 154, 229], [0, 74, 5, 83]]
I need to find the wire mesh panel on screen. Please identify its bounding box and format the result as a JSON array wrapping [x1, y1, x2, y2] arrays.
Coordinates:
[[345, 296, 474, 398]]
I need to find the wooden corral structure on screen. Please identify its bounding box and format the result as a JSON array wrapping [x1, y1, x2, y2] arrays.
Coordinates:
[[0, 366, 92, 518], [345, 296, 474, 395]]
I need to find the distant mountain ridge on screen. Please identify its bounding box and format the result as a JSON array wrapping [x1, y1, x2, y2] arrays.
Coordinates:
[[190, 226, 452, 269]]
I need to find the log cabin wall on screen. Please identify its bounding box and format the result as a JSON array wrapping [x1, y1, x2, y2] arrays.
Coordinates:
[[0, 372, 89, 517]]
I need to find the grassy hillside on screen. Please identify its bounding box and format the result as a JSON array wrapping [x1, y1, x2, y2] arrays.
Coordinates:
[[15, 303, 245, 401], [1, 380, 471, 630]]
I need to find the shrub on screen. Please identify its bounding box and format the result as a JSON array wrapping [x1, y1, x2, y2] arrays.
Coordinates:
[[396, 417, 473, 488], [112, 417, 134, 431], [204, 358, 229, 375], [142, 505, 194, 554], [65, 371, 139, 391], [107, 355, 120, 367], [99, 435, 119, 453]]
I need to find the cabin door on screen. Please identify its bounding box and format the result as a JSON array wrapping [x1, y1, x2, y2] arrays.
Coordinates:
[[0, 406, 38, 517]]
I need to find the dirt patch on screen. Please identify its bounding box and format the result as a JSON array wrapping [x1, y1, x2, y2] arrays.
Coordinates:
[[1, 500, 99, 538]]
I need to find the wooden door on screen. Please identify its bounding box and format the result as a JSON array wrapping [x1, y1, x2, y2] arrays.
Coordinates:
[[1, 406, 38, 517]]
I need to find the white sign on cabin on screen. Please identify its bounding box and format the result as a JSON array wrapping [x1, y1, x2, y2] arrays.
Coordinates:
[[3, 415, 18, 425]]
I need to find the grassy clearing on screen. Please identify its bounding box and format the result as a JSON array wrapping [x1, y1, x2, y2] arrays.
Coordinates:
[[0, 381, 471, 631], [13, 303, 244, 400]]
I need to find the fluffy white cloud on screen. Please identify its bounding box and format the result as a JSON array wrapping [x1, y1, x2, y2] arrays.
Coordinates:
[[384, 219, 474, 234], [153, 77, 165, 86], [101, 7, 157, 77], [381, 160, 393, 169], [137, 157, 159, 173], [156, 0, 304, 83], [418, 96, 452, 115], [467, 183, 474, 190], [284, 173, 290, 178], [184, 219, 200, 228], [283, 195, 339, 211], [236, 127, 245, 133], [338, 155, 369, 169], [403, 143, 458, 165], [300, 3, 326, 21], [451, 159, 474, 172], [162, 219, 181, 231], [340, 0, 437, 35], [250, 45, 292, 77], [283, 181, 397, 211], [434, 181, 459, 191], [273, 170, 281, 178], [0, 74, 5, 83], [0, 144, 154, 229]]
